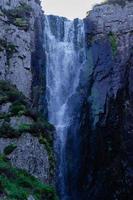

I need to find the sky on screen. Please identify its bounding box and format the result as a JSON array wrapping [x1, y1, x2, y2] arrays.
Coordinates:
[[41, 0, 104, 19]]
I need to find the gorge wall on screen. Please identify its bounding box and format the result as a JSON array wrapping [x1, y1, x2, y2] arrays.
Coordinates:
[[79, 1, 133, 200], [0, 0, 133, 200], [0, 1, 57, 200]]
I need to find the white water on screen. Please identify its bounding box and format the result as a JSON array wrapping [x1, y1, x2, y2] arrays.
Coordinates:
[[44, 16, 87, 199]]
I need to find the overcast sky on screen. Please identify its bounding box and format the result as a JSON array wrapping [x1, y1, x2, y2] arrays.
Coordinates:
[[41, 0, 104, 19]]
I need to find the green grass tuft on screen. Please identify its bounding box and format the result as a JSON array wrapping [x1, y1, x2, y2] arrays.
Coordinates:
[[108, 32, 118, 56], [0, 155, 58, 200]]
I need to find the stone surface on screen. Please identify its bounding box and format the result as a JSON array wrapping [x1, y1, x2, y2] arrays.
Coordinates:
[[27, 195, 35, 200], [0, 0, 54, 189], [86, 1, 133, 34], [10, 115, 33, 129], [79, 1, 133, 199], [0, 133, 50, 184], [0, 0, 43, 98], [0, 102, 11, 113]]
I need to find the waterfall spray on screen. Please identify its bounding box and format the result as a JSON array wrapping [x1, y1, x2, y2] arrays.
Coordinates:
[[44, 15, 87, 200]]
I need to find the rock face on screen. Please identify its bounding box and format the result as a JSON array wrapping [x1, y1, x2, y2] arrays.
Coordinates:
[[0, 1, 55, 198], [78, 2, 133, 200], [0, 0, 44, 98], [0, 133, 50, 183], [1, 0, 133, 200], [0, 79, 55, 185]]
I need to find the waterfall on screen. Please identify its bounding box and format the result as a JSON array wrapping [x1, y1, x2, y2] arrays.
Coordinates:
[[44, 15, 87, 200]]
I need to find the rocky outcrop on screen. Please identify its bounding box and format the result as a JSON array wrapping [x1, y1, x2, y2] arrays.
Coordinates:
[[0, 133, 50, 183], [0, 79, 56, 199], [0, 79, 55, 182], [0, 1, 57, 199], [79, 2, 133, 200], [0, 0, 44, 98]]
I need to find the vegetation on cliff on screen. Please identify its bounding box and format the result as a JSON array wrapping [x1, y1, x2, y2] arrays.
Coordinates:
[[0, 80, 57, 199], [108, 32, 117, 56], [2, 1, 33, 31], [0, 155, 58, 200]]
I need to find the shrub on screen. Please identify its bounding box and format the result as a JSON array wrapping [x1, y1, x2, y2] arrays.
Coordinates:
[[0, 80, 26, 104], [4, 144, 17, 155], [0, 122, 20, 138], [0, 39, 17, 61], [0, 112, 11, 120], [37, 113, 55, 131], [4, 2, 32, 31], [18, 121, 52, 138], [13, 18, 29, 30], [18, 123, 31, 133], [0, 80, 13, 91], [0, 95, 9, 105], [10, 101, 27, 115]]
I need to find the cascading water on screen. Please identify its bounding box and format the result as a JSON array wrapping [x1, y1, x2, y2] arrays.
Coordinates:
[[44, 15, 88, 200]]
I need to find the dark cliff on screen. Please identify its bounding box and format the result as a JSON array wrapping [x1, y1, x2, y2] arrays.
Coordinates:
[[79, 1, 133, 199]]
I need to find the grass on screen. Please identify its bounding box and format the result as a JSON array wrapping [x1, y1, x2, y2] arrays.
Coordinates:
[[108, 32, 118, 56], [0, 80, 26, 105], [18, 123, 31, 133], [0, 155, 58, 200]]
